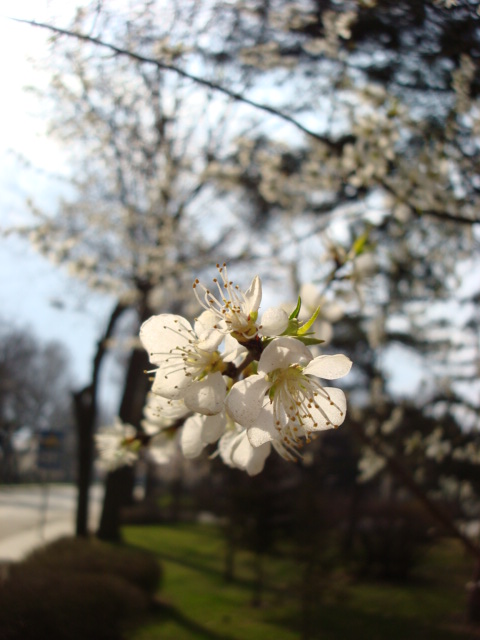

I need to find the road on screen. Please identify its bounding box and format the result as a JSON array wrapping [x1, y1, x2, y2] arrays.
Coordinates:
[[0, 483, 104, 561]]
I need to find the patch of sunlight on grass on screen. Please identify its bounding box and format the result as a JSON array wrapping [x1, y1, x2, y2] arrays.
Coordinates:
[[123, 523, 476, 640]]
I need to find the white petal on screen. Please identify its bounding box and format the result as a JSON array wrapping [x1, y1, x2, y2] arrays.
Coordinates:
[[194, 309, 218, 334], [183, 371, 226, 415], [258, 337, 313, 375], [140, 314, 192, 365], [152, 367, 191, 399], [181, 414, 205, 458], [303, 354, 352, 379], [144, 393, 188, 424], [245, 443, 271, 476], [259, 307, 289, 337], [218, 430, 239, 467], [201, 412, 227, 444], [226, 375, 270, 427], [303, 387, 347, 431], [149, 434, 176, 464], [231, 432, 271, 476], [247, 404, 278, 446], [222, 333, 248, 364], [194, 310, 224, 351], [243, 275, 262, 314]]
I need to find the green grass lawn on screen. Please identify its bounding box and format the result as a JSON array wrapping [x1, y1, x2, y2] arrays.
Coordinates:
[[123, 523, 478, 640]]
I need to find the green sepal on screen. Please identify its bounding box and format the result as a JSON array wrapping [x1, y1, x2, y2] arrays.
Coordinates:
[[297, 306, 320, 336], [282, 317, 300, 336], [352, 232, 369, 256], [295, 336, 325, 346], [289, 296, 302, 320]]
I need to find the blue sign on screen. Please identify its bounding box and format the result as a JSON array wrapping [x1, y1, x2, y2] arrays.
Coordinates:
[[37, 430, 64, 470]]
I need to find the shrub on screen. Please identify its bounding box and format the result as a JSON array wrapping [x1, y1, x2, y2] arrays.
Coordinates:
[[0, 537, 162, 640], [12, 536, 161, 595]]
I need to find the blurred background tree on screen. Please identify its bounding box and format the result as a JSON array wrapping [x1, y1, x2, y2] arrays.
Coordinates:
[[0, 322, 73, 483], [6, 0, 480, 622]]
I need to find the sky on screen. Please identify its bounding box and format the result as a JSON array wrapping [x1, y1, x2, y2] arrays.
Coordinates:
[[0, 3, 118, 393]]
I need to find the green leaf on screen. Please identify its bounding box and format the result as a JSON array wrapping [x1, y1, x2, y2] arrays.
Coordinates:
[[352, 232, 369, 256], [289, 296, 302, 320], [295, 336, 325, 346], [297, 306, 320, 335]]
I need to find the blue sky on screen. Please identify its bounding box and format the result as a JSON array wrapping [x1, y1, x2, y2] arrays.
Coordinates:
[[1, 5, 117, 389]]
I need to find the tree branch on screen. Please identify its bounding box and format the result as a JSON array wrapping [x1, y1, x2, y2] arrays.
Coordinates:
[[14, 18, 480, 227], [13, 18, 335, 145]]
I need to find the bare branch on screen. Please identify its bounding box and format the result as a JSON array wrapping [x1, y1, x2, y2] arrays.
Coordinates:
[[13, 17, 334, 145]]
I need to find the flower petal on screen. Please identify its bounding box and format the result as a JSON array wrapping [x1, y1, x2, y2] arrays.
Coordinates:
[[226, 375, 270, 427], [247, 404, 279, 446], [183, 371, 226, 415], [201, 411, 227, 444], [259, 307, 289, 337], [302, 387, 347, 431], [180, 414, 205, 458], [231, 432, 271, 476], [217, 430, 238, 467], [143, 393, 188, 427], [303, 354, 352, 379], [222, 333, 248, 365], [194, 310, 224, 351], [152, 366, 191, 399], [140, 314, 192, 365], [258, 337, 313, 375], [243, 275, 262, 314]]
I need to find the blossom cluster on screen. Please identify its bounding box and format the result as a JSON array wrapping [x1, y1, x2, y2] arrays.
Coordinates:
[[98, 264, 352, 475]]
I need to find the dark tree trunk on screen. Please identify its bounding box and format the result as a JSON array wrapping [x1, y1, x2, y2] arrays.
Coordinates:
[[96, 465, 135, 541], [467, 560, 480, 623], [74, 301, 128, 538], [97, 291, 152, 541], [73, 386, 95, 537]]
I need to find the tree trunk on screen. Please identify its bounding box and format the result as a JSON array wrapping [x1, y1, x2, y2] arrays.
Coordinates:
[[73, 386, 95, 537], [97, 465, 135, 541], [74, 301, 128, 537], [467, 560, 480, 623], [97, 296, 151, 541]]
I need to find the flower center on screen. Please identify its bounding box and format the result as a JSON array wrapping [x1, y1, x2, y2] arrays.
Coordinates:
[[267, 365, 340, 441], [192, 263, 258, 340], [179, 345, 224, 380]]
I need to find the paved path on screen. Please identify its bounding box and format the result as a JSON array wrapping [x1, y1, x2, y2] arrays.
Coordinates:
[[0, 483, 104, 562]]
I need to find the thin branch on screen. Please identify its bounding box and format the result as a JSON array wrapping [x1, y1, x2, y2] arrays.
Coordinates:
[[13, 18, 334, 145], [13, 18, 480, 228]]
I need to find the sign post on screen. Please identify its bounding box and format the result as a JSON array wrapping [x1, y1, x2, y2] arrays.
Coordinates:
[[37, 430, 64, 540]]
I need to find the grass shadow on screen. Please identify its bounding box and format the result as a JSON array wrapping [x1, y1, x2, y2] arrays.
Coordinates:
[[149, 599, 239, 640]]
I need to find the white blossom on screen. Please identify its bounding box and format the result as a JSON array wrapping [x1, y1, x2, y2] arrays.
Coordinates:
[[142, 393, 189, 433], [95, 418, 139, 471], [192, 263, 288, 340], [226, 337, 352, 459], [148, 431, 178, 465], [193, 263, 262, 339], [140, 312, 227, 415], [218, 424, 271, 476], [180, 411, 227, 458]]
